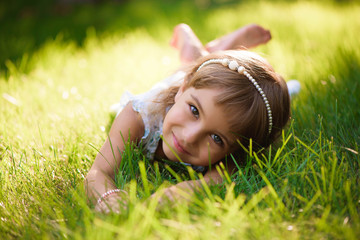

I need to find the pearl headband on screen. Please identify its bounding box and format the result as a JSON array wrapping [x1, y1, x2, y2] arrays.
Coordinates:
[[197, 58, 273, 134]]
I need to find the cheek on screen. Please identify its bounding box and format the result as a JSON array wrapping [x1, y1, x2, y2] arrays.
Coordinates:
[[162, 110, 177, 135]]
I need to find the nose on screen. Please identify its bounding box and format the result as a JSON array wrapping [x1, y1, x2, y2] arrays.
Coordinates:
[[182, 124, 202, 145]]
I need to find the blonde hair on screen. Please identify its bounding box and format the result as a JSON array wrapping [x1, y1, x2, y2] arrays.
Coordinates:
[[155, 50, 290, 156]]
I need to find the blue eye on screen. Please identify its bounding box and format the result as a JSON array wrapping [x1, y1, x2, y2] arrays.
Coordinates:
[[190, 105, 199, 118], [211, 134, 223, 145]]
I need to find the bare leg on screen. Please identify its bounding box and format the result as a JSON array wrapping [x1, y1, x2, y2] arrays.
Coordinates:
[[205, 24, 271, 52], [170, 23, 209, 64]]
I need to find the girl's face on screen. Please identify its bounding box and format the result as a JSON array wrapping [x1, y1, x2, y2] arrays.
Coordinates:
[[161, 86, 236, 166]]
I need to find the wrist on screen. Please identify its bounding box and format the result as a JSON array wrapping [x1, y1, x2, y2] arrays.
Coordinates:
[[97, 189, 126, 205], [95, 190, 128, 214]]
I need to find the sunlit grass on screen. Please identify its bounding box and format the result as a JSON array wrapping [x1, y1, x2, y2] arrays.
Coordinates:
[[0, 0, 359, 239]]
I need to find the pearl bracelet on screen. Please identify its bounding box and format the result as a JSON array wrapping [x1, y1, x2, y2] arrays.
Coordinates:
[[97, 189, 122, 204]]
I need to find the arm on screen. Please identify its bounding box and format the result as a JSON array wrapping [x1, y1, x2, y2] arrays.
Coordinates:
[[85, 103, 144, 206], [156, 161, 236, 203]]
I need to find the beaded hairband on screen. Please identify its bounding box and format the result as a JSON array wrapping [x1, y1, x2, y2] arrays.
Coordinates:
[[197, 58, 273, 134]]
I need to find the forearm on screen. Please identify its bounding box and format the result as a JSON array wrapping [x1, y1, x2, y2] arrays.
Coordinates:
[[177, 174, 222, 192], [161, 176, 221, 201], [157, 166, 226, 203]]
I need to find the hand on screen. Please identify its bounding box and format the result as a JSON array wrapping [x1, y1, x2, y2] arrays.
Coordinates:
[[95, 191, 128, 214], [151, 183, 193, 206]]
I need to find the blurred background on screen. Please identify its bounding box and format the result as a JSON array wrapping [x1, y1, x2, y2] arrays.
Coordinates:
[[0, 0, 356, 75], [1, 0, 263, 74]]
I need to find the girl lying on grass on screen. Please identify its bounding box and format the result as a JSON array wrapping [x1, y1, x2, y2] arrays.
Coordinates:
[[85, 23, 297, 213]]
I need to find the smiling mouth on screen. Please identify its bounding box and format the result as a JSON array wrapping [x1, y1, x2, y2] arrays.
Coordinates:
[[172, 133, 191, 155]]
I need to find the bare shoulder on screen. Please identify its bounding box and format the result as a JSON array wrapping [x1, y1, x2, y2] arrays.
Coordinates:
[[109, 103, 145, 143]]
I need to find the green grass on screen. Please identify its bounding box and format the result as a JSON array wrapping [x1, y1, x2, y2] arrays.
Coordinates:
[[1, 0, 359, 239]]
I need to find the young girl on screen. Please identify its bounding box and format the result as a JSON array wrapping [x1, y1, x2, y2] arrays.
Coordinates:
[[85, 23, 294, 213]]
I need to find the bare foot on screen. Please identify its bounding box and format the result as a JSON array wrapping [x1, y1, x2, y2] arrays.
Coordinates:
[[170, 23, 209, 64], [205, 24, 271, 52]]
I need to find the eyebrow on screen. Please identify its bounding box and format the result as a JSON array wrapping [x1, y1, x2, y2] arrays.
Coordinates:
[[190, 94, 204, 117], [191, 94, 231, 147]]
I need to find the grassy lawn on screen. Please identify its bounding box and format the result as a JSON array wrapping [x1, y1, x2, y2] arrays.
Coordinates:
[[0, 0, 359, 239]]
